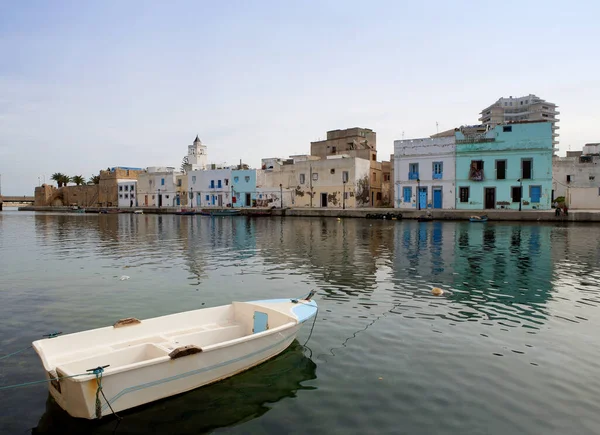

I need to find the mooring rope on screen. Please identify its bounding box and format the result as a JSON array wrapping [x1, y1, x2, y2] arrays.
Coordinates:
[[0, 332, 62, 361], [0, 372, 90, 391], [90, 366, 120, 420]]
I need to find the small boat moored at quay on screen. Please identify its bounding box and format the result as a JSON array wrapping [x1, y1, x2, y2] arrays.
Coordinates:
[[32, 293, 318, 419], [201, 208, 241, 217], [469, 215, 488, 222]]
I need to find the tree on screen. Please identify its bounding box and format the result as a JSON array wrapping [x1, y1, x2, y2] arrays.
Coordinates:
[[51, 172, 68, 187], [71, 175, 85, 186], [355, 175, 370, 206], [89, 175, 100, 185]]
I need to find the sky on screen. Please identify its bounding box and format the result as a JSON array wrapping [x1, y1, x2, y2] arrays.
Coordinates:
[[1, 0, 599, 195]]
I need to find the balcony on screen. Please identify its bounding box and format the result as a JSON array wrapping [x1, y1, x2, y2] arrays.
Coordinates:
[[408, 172, 419, 180], [432, 172, 443, 180]]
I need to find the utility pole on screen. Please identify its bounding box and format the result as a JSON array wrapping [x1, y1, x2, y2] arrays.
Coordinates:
[[280, 183, 283, 208], [309, 164, 313, 208]]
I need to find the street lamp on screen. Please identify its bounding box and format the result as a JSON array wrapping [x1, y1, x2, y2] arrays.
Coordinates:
[[279, 184, 283, 209], [343, 180, 347, 209], [157, 188, 161, 208], [417, 178, 421, 211], [517, 178, 523, 211]]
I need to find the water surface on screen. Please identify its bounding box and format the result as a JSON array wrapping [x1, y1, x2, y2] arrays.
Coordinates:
[[1, 210, 599, 434]]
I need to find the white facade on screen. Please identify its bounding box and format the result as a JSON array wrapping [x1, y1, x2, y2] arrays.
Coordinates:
[[394, 136, 456, 210], [188, 168, 233, 207], [137, 167, 182, 207], [117, 180, 137, 207], [553, 145, 600, 209], [185, 136, 208, 171]]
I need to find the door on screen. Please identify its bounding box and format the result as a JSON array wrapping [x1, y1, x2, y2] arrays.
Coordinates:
[[176, 195, 180, 206], [144, 195, 148, 206], [253, 311, 268, 334], [530, 186, 541, 203], [218, 194, 223, 207], [484, 187, 496, 209], [158, 195, 162, 207], [419, 187, 427, 210], [321, 193, 327, 207], [433, 188, 442, 209], [245, 193, 251, 207], [196, 194, 201, 206]]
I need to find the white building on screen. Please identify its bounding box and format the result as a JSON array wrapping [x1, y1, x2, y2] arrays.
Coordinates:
[[117, 180, 137, 207], [137, 167, 182, 207], [479, 94, 559, 148], [184, 135, 208, 171], [394, 135, 456, 210], [553, 143, 600, 209], [188, 168, 233, 207]]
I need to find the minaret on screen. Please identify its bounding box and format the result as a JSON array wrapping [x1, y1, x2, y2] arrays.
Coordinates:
[[187, 135, 208, 170]]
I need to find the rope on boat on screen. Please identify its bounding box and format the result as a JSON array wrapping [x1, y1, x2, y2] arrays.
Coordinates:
[[0, 332, 62, 361], [89, 366, 120, 420]]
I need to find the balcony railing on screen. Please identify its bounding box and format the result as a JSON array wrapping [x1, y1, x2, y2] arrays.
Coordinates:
[[432, 173, 443, 180], [408, 172, 419, 180]]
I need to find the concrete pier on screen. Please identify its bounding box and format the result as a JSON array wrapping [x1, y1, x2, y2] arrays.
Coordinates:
[[15, 205, 600, 222]]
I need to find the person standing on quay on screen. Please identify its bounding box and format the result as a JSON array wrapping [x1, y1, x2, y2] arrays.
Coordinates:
[[554, 201, 561, 217]]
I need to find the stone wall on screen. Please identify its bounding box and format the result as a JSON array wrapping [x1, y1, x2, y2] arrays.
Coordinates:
[[35, 184, 99, 207]]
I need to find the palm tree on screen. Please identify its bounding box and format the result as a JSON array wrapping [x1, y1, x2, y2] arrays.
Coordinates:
[[71, 175, 85, 186], [88, 175, 100, 185], [51, 172, 68, 187], [60, 174, 71, 187]]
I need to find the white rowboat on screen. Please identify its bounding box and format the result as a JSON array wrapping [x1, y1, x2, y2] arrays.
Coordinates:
[[32, 296, 318, 419]]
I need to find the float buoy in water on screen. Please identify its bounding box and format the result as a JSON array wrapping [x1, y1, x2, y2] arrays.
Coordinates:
[[431, 287, 444, 296]]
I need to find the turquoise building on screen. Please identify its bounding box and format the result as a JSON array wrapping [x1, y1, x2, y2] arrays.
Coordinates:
[[231, 169, 257, 207], [455, 122, 553, 210]]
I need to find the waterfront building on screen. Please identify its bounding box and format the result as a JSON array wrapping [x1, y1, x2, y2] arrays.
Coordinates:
[[117, 180, 137, 207], [455, 121, 553, 210], [310, 127, 384, 206], [98, 167, 145, 207], [187, 168, 233, 207], [381, 157, 394, 207], [137, 167, 181, 207], [552, 143, 600, 209], [394, 134, 456, 210], [176, 173, 189, 206], [231, 169, 257, 207], [479, 94, 559, 148]]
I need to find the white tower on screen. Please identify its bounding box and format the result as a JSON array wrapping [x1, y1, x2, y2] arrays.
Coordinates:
[[187, 135, 208, 170]]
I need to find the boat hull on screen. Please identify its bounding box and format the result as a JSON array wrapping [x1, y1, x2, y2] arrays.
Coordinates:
[[48, 324, 300, 419], [33, 298, 317, 419]]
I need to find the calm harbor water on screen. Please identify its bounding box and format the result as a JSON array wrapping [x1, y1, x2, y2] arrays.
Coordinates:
[[1, 209, 600, 434]]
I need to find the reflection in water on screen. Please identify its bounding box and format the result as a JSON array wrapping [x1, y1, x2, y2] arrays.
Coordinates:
[[32, 341, 316, 434]]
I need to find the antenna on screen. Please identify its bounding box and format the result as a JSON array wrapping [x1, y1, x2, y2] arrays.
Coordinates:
[[436, 122, 439, 133]]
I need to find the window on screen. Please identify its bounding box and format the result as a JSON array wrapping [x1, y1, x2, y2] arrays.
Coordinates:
[[225, 179, 229, 186], [511, 186, 522, 203], [245, 176, 250, 182], [312, 173, 318, 181], [376, 192, 382, 200], [372, 154, 376, 161], [590, 175, 595, 181], [131, 194, 135, 199], [433, 162, 443, 179], [119, 194, 123, 198], [161, 178, 165, 185], [205, 195, 209, 201], [210, 180, 215, 188], [177, 179, 182, 187], [124, 193, 129, 199], [300, 174, 306, 184], [409, 163, 419, 180], [119, 186, 123, 191], [503, 126, 512, 132], [332, 146, 337, 153], [330, 169, 335, 174], [469, 160, 484, 181], [192, 176, 196, 184], [384, 174, 390, 182], [217, 180, 222, 188], [403, 187, 412, 202], [522, 159, 532, 179], [496, 160, 506, 180], [567, 175, 571, 183], [342, 171, 349, 183], [372, 172, 377, 182], [234, 176, 239, 182], [529, 185, 541, 203], [459, 187, 469, 203]]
